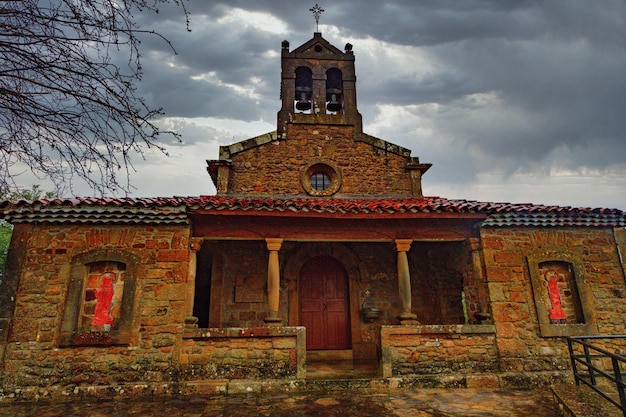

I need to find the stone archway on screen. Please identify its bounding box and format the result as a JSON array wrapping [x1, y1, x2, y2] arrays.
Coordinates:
[[283, 242, 366, 355]]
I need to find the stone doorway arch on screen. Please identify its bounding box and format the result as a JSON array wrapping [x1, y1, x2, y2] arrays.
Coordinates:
[[283, 242, 366, 355]]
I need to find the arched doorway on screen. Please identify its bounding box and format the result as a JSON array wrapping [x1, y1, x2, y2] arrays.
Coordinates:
[[299, 256, 351, 350]]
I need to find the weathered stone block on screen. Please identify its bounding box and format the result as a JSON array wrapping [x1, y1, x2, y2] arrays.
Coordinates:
[[491, 302, 523, 322], [496, 338, 528, 356], [156, 249, 189, 262], [466, 374, 500, 388]]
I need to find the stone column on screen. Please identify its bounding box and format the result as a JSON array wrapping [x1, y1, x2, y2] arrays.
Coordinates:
[[396, 239, 418, 324], [469, 237, 491, 323], [184, 238, 204, 329], [265, 238, 284, 325]]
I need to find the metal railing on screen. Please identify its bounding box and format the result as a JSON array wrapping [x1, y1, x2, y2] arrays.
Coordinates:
[[567, 335, 626, 417]]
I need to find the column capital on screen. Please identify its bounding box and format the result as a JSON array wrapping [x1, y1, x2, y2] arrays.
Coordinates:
[[266, 238, 284, 251], [190, 238, 204, 253], [395, 239, 413, 252]]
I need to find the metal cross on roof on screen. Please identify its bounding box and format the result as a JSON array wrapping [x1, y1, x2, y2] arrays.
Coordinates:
[[310, 4, 324, 32]]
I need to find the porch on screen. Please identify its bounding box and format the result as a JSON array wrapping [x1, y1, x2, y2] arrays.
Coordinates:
[[180, 323, 503, 383], [187, 236, 491, 362]]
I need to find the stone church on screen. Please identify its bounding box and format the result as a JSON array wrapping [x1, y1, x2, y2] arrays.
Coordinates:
[[1, 31, 625, 400]]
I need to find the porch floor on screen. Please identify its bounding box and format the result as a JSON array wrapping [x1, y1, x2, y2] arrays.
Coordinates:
[[306, 359, 380, 380]]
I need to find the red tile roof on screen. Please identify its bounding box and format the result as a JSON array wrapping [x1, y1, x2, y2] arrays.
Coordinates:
[[0, 196, 624, 227], [0, 197, 190, 225]]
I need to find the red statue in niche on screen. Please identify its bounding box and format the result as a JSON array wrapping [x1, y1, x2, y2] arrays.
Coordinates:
[[92, 272, 115, 329], [546, 270, 567, 323]]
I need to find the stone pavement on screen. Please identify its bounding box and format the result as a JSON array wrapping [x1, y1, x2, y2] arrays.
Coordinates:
[[0, 388, 558, 416], [552, 383, 623, 417]]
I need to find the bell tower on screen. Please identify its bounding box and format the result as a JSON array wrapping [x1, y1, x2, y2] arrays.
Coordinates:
[[277, 32, 363, 139], [207, 14, 431, 198]]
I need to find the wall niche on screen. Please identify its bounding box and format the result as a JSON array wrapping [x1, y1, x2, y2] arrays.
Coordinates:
[[528, 249, 597, 337], [59, 249, 140, 347]]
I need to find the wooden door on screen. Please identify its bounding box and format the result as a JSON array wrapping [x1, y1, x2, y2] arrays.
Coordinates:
[[299, 256, 351, 350]]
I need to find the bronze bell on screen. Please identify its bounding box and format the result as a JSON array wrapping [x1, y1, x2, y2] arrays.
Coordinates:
[[295, 86, 312, 111], [326, 92, 341, 112], [296, 93, 312, 111], [325, 68, 343, 112]]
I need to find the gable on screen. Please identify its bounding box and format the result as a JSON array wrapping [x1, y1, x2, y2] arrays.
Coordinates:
[[207, 124, 429, 198], [290, 33, 345, 58]]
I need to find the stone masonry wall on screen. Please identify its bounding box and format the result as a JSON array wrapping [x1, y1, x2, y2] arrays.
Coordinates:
[[219, 241, 277, 327], [343, 242, 399, 321], [481, 227, 626, 373], [226, 124, 414, 197], [181, 327, 305, 380], [381, 325, 498, 378], [1, 222, 192, 389]]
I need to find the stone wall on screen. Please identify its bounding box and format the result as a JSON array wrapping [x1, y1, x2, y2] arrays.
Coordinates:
[[381, 325, 498, 377], [480, 226, 626, 373], [1, 222, 192, 389], [4, 222, 623, 395], [226, 124, 414, 197], [335, 242, 399, 359], [204, 241, 277, 328], [341, 242, 399, 322], [181, 327, 305, 380]]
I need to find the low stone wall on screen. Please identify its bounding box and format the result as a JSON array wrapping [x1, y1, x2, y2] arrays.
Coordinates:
[[381, 325, 497, 378], [181, 326, 306, 380]]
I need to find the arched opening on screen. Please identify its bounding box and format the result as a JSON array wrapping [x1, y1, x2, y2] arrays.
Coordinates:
[[325, 68, 343, 114], [295, 66, 313, 113], [527, 250, 597, 336]]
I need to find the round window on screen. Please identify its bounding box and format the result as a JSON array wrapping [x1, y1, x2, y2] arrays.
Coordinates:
[[311, 171, 331, 191], [301, 162, 341, 196]]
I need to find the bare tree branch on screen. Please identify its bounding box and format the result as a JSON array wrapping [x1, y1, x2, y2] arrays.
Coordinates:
[[0, 0, 189, 196]]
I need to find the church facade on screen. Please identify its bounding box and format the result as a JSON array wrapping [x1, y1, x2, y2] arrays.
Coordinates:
[[1, 32, 626, 400]]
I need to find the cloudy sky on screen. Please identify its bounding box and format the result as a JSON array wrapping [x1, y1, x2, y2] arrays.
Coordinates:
[[58, 1, 626, 208]]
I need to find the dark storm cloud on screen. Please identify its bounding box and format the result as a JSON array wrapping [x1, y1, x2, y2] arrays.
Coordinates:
[[430, 32, 626, 170], [120, 0, 625, 207], [129, 2, 290, 122], [335, 0, 626, 175]]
